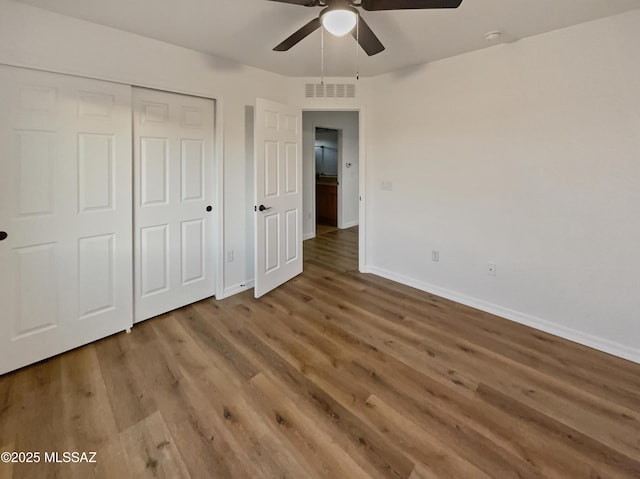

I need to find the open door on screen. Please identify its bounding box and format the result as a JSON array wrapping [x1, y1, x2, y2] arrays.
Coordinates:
[[254, 98, 303, 298]]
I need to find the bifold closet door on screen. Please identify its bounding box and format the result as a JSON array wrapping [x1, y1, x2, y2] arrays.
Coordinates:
[[0, 66, 133, 375], [133, 88, 216, 323]]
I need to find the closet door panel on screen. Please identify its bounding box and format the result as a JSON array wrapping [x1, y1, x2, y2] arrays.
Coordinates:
[[133, 88, 216, 323], [0, 66, 133, 375]]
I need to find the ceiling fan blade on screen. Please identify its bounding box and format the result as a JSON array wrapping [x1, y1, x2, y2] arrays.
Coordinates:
[[267, 0, 320, 6], [273, 17, 322, 51], [351, 16, 385, 56], [362, 0, 462, 11]]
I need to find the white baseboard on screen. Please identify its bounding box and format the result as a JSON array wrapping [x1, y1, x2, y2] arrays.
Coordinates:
[[221, 280, 254, 299], [340, 220, 359, 229], [303, 232, 315, 241], [366, 265, 640, 365]]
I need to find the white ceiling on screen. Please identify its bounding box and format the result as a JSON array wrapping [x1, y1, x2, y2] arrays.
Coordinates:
[[18, 0, 640, 77]]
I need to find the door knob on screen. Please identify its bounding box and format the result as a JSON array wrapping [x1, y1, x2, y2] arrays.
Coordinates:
[[206, 205, 213, 212], [0, 231, 7, 241], [258, 205, 272, 212]]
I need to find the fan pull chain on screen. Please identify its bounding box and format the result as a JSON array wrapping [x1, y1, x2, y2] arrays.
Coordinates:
[[356, 16, 360, 81], [321, 26, 325, 86]]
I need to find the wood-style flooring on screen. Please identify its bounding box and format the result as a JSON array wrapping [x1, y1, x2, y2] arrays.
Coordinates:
[[314, 224, 339, 237], [1, 226, 640, 478]]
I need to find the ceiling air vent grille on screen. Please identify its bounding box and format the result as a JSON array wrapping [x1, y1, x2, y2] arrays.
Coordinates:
[[305, 83, 356, 99], [304, 83, 315, 98], [346, 84, 356, 98]]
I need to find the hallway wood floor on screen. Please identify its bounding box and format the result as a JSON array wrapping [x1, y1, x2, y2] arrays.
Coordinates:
[[1, 226, 640, 478]]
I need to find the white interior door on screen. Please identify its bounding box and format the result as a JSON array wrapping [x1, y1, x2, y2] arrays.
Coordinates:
[[254, 98, 303, 298], [0, 66, 133, 375], [133, 88, 216, 322]]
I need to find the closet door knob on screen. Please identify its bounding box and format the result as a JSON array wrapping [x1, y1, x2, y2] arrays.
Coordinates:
[[206, 206, 213, 212], [0, 232, 7, 241]]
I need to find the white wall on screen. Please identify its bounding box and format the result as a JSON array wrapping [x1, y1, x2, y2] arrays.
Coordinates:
[[367, 9, 640, 362], [0, 0, 289, 296], [302, 111, 360, 237]]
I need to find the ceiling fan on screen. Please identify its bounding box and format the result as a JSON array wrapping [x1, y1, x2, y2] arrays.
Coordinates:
[[270, 0, 463, 56]]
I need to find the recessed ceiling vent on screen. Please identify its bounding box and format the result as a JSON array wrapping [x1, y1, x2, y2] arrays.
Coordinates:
[[305, 83, 356, 99]]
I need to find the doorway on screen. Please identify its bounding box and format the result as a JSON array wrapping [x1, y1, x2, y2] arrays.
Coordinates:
[[302, 111, 360, 241]]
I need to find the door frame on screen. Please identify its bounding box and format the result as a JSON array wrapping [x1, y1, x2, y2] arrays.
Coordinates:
[[303, 107, 366, 273]]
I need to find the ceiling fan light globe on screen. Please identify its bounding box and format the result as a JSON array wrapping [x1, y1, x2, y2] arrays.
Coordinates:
[[321, 9, 357, 37]]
